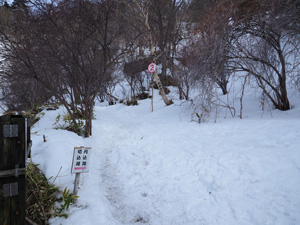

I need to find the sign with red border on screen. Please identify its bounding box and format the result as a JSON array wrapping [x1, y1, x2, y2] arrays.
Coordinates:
[[148, 62, 156, 73]]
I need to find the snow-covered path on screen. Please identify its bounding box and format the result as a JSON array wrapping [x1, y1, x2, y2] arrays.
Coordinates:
[[32, 97, 300, 225]]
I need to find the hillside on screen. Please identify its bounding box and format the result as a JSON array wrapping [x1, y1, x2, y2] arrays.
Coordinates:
[[1, 1, 299, 224], [31, 89, 300, 225]]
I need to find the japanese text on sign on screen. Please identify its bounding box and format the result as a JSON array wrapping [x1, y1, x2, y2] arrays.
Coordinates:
[[71, 147, 91, 173]]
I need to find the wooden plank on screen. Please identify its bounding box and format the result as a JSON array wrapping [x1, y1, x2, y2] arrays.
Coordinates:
[[0, 115, 12, 225], [0, 115, 11, 171], [0, 168, 26, 178], [10, 116, 26, 225]]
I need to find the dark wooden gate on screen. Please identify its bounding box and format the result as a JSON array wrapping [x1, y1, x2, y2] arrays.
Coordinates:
[[0, 115, 31, 225]]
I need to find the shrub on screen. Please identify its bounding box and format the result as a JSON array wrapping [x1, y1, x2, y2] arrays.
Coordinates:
[[53, 113, 85, 136], [26, 163, 78, 224], [124, 100, 138, 106]]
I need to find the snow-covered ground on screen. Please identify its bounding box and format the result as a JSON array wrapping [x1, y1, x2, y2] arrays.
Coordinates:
[[31, 89, 300, 225]]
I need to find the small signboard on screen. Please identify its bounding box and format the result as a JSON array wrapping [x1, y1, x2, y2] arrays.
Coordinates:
[[148, 62, 156, 73], [71, 147, 91, 173]]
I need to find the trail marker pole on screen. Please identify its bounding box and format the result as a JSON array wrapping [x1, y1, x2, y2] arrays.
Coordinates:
[[151, 76, 154, 112], [148, 62, 156, 112]]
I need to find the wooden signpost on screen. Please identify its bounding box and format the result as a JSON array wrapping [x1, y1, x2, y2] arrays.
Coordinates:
[[71, 146, 91, 204]]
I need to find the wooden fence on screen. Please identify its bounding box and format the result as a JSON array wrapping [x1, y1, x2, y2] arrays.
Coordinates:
[[0, 115, 31, 225]]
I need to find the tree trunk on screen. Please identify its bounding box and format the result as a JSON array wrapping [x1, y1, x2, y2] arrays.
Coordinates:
[[216, 76, 228, 95], [277, 46, 290, 111], [153, 71, 172, 106], [84, 102, 92, 137], [161, 53, 168, 78], [219, 81, 228, 95], [277, 84, 290, 111]]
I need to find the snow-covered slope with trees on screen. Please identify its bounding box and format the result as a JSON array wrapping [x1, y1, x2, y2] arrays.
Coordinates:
[[1, 1, 300, 224], [31, 90, 300, 225]]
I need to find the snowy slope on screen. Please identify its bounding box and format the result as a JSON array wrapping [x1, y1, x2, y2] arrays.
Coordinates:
[[31, 90, 300, 225]]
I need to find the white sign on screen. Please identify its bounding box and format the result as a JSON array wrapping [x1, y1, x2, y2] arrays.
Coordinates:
[[71, 147, 91, 173], [148, 62, 156, 73]]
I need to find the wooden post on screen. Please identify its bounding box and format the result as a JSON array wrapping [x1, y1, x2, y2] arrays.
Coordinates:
[[72, 173, 80, 205], [0, 115, 29, 225]]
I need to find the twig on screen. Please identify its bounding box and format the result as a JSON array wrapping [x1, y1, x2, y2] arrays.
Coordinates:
[[240, 74, 249, 119], [25, 217, 39, 225], [51, 166, 62, 185]]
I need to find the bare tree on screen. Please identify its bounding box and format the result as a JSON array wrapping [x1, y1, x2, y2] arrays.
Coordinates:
[[187, 0, 217, 22], [123, 56, 152, 103], [0, 0, 126, 136], [122, 0, 176, 106], [183, 0, 299, 112], [181, 0, 234, 95], [273, 0, 300, 35], [148, 0, 185, 79], [228, 0, 300, 111]]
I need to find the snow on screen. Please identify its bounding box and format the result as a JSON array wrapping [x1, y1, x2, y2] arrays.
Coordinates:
[[31, 89, 300, 225]]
